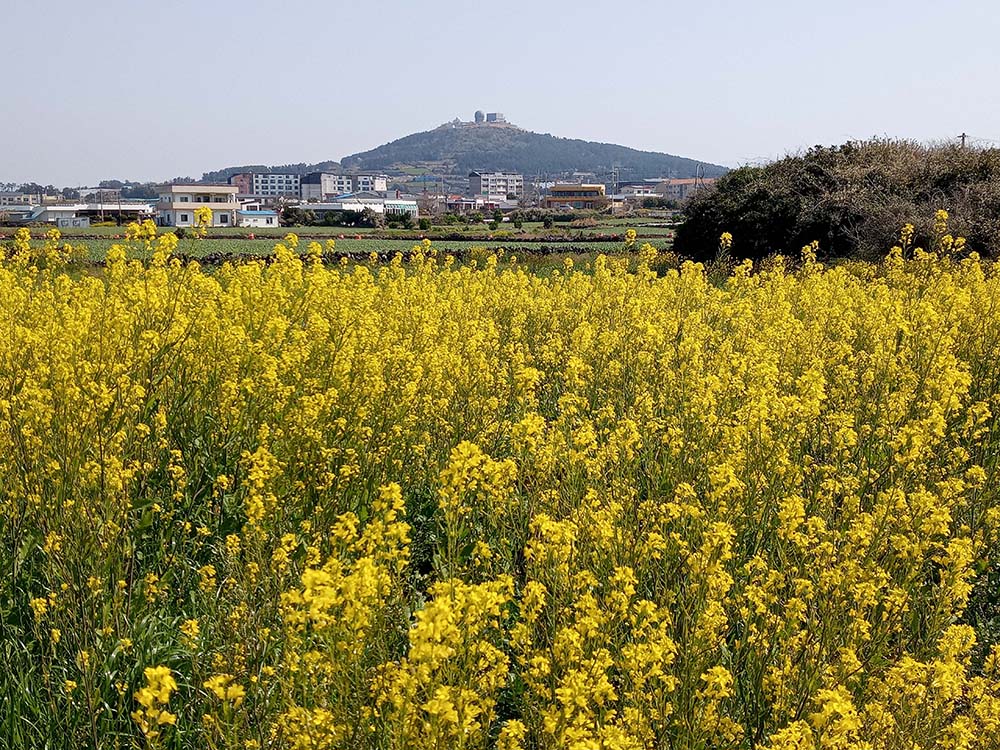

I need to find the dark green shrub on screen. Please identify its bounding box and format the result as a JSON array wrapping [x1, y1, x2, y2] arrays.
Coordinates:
[[675, 140, 1000, 260]]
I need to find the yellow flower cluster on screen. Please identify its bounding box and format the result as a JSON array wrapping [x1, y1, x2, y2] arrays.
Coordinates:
[[132, 666, 178, 740], [3, 219, 1000, 748]]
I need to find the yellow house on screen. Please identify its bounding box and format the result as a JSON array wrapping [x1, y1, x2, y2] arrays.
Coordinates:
[[543, 183, 607, 210]]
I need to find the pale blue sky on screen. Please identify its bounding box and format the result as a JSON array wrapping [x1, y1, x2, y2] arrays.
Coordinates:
[[4, 0, 998, 186]]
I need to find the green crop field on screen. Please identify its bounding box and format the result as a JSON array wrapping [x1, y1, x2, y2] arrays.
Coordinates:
[[27, 218, 675, 241], [23, 236, 674, 264]]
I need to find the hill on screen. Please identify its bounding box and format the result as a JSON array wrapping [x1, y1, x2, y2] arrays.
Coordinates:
[[200, 121, 727, 183], [340, 121, 727, 179]]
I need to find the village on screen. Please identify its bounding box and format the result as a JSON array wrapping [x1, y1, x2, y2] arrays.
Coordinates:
[[0, 174, 714, 230], [1, 107, 715, 232]]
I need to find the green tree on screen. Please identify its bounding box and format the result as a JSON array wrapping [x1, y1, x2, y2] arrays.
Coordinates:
[[675, 139, 1000, 260]]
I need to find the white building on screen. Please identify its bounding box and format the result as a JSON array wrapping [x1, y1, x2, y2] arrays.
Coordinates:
[[353, 174, 388, 193], [236, 209, 279, 228], [306, 197, 418, 218], [156, 185, 240, 227], [5, 201, 153, 226], [301, 172, 389, 200], [30, 206, 80, 225], [383, 198, 418, 216], [229, 173, 301, 199], [622, 184, 659, 198], [252, 173, 300, 198], [469, 171, 523, 199]]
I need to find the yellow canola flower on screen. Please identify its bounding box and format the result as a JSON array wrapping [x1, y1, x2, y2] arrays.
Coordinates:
[[204, 673, 245, 706], [2, 219, 1000, 749], [132, 666, 178, 740]]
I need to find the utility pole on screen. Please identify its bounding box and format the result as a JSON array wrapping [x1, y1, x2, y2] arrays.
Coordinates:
[[959, 132, 968, 148]]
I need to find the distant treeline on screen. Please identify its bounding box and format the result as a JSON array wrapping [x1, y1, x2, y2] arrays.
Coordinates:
[[200, 163, 342, 183]]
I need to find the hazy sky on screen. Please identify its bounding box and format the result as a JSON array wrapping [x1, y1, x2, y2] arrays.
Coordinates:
[[4, 0, 998, 186]]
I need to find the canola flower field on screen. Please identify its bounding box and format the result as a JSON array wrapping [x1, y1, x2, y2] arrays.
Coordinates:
[[3, 218, 1000, 749]]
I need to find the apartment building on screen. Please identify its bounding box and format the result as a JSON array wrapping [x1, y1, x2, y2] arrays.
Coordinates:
[[353, 174, 388, 193], [0, 191, 42, 206], [228, 172, 301, 199], [542, 183, 607, 210], [468, 171, 524, 199], [301, 172, 351, 200], [300, 173, 333, 200], [301, 172, 389, 200], [156, 184, 240, 227]]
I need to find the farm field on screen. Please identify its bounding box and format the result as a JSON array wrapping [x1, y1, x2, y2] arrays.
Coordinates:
[[3, 221, 1000, 749], [9, 217, 676, 241], [21, 235, 671, 264]]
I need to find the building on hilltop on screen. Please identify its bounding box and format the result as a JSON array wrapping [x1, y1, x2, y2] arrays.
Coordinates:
[[156, 184, 240, 227], [468, 171, 524, 200], [468, 111, 507, 125], [542, 183, 607, 210]]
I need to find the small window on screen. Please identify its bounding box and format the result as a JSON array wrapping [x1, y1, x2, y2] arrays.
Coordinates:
[[180, 213, 189, 222], [266, 217, 273, 225], [220, 214, 229, 224]]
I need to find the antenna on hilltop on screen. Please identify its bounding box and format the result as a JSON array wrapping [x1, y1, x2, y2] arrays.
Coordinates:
[[959, 132, 968, 148]]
